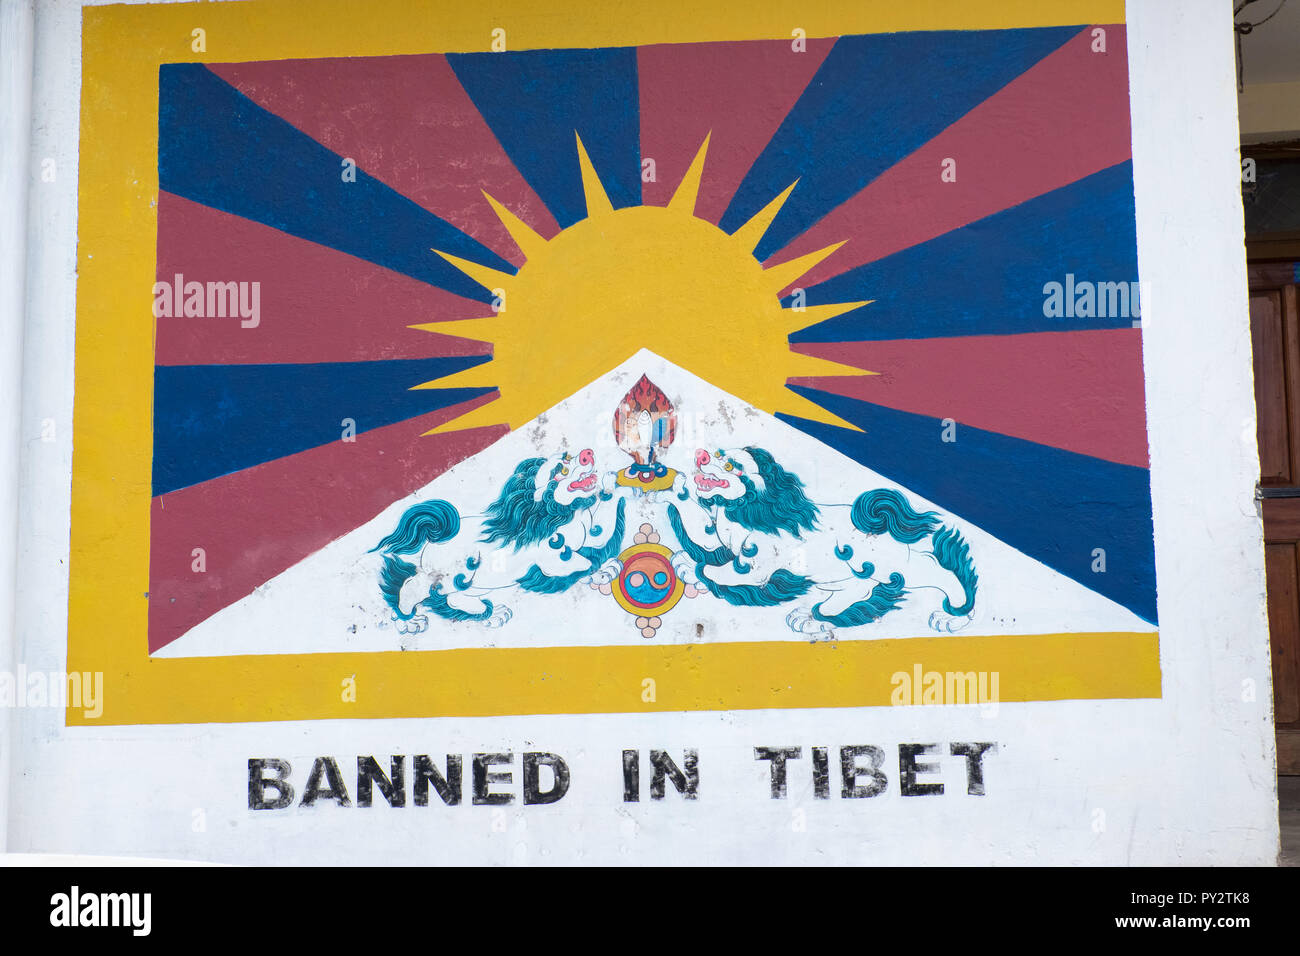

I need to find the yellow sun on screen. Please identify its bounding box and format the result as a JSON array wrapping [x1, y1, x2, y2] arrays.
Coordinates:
[[411, 133, 873, 435]]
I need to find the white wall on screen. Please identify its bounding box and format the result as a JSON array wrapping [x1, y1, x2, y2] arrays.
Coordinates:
[[4, 0, 1280, 864], [0, 0, 36, 855]]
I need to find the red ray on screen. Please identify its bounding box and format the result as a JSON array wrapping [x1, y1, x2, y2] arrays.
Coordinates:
[[790, 328, 1149, 468], [638, 37, 833, 223], [209, 55, 560, 267], [766, 25, 1130, 288], [147, 396, 507, 653], [155, 191, 492, 365]]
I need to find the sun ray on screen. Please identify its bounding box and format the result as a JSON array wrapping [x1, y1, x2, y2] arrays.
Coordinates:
[[667, 132, 711, 215], [421, 396, 509, 436], [736, 374, 864, 432], [730, 179, 798, 255], [782, 299, 872, 334], [762, 240, 847, 296], [431, 249, 515, 296], [779, 389, 864, 432], [481, 190, 548, 261], [574, 132, 614, 218], [408, 316, 501, 344], [409, 364, 499, 391], [785, 349, 878, 378]]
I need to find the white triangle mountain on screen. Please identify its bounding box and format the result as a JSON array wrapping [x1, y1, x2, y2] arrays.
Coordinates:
[[156, 349, 1154, 658]]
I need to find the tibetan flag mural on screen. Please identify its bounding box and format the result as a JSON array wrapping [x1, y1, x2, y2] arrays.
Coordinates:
[[70, 3, 1158, 726]]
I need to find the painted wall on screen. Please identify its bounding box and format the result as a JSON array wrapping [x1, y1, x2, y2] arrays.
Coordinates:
[[3, 0, 1280, 864]]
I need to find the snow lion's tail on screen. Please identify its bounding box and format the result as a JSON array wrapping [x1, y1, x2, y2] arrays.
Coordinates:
[[931, 524, 978, 617], [372, 500, 463, 620]]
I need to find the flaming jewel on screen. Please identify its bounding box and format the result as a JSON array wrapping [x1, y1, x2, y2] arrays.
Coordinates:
[[613, 374, 679, 492]]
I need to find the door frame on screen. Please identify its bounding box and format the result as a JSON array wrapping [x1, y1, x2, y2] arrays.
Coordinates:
[[1248, 257, 1300, 772]]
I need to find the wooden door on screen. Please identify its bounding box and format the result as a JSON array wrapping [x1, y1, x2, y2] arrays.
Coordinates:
[[1250, 262, 1300, 773]]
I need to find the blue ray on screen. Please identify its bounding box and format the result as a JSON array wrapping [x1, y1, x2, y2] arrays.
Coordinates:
[[448, 47, 641, 228], [781, 385, 1157, 624], [720, 26, 1082, 261], [159, 64, 511, 303], [789, 162, 1140, 342], [153, 355, 494, 495]]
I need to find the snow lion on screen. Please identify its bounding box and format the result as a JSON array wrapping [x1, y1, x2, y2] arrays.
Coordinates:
[[667, 446, 977, 636], [373, 448, 626, 631]]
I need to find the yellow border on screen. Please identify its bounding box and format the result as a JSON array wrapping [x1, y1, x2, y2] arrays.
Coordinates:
[[70, 0, 1148, 726]]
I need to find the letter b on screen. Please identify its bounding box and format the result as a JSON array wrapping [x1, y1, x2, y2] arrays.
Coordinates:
[[249, 758, 294, 809]]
